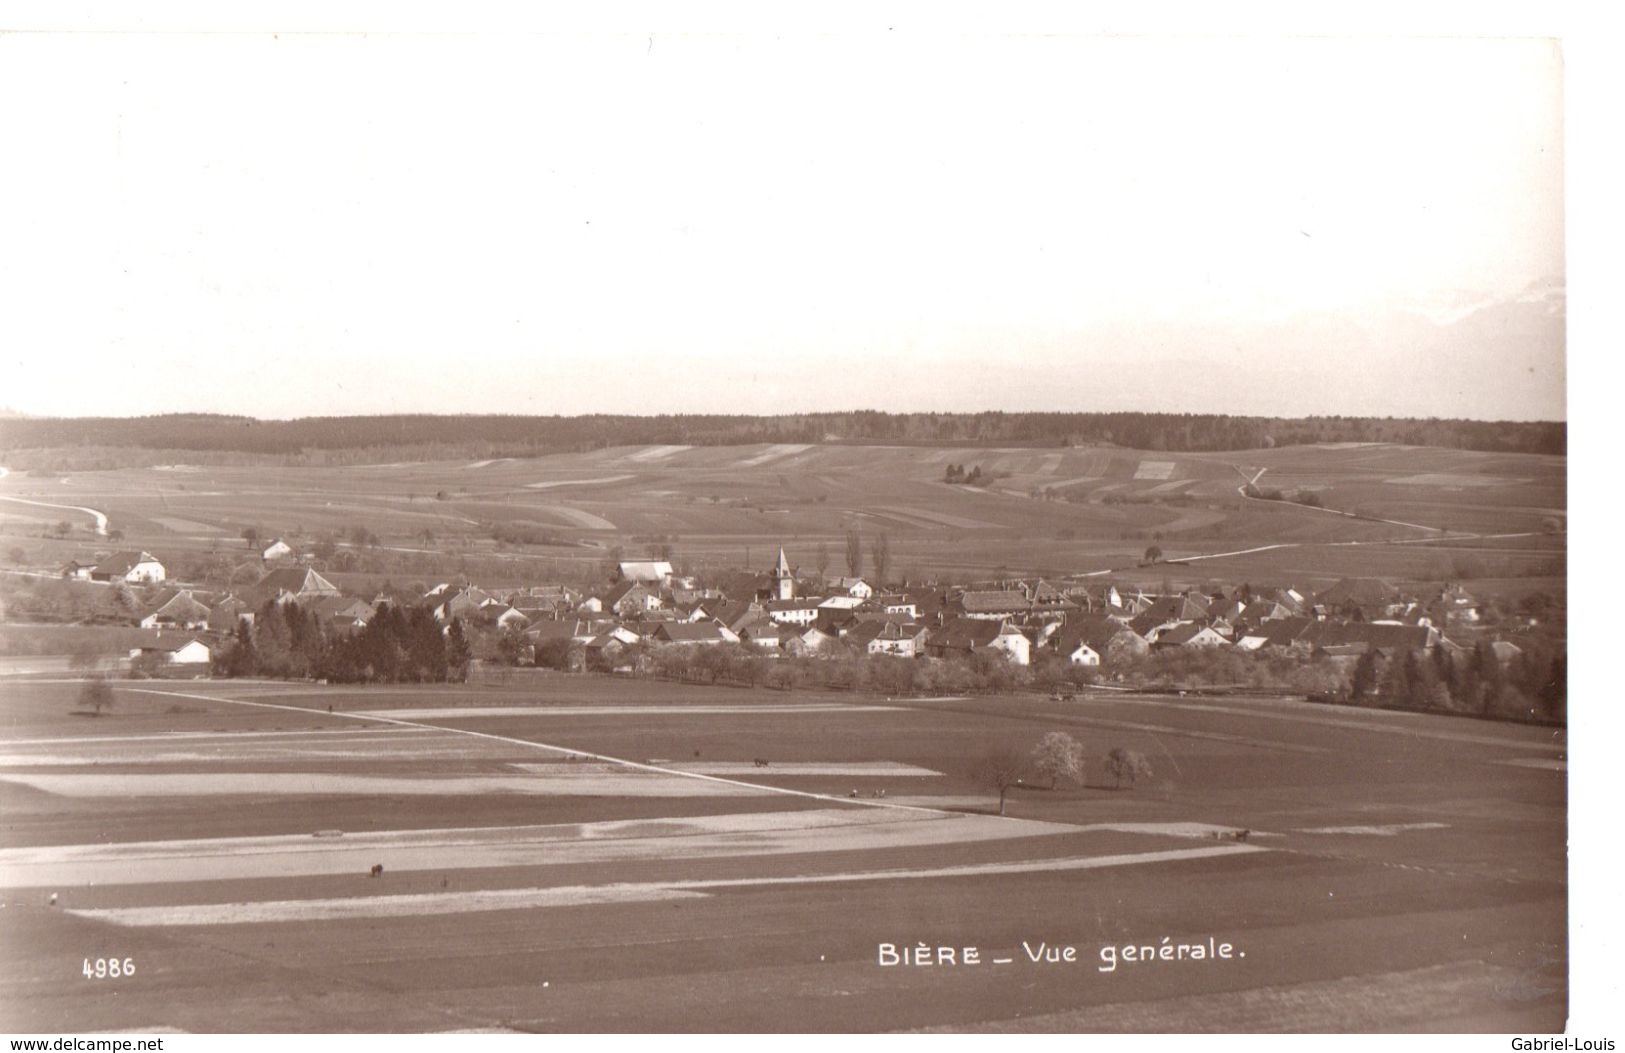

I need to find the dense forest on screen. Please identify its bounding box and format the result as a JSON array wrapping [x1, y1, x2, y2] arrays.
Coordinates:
[[0, 411, 1565, 465]]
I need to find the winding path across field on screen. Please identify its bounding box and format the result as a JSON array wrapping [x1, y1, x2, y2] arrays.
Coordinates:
[[0, 475, 109, 536]]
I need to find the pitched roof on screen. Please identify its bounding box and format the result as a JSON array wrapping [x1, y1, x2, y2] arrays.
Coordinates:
[[1053, 616, 1142, 653], [257, 567, 339, 596], [600, 581, 650, 606], [96, 551, 161, 576], [1316, 577, 1401, 607], [1142, 594, 1211, 623], [848, 620, 923, 646], [1300, 620, 1432, 652], [146, 591, 212, 620], [931, 617, 1017, 650], [526, 619, 593, 641], [959, 590, 1031, 614], [1238, 616, 1315, 647], [1157, 622, 1224, 646], [1240, 599, 1291, 622], [655, 622, 729, 643], [618, 560, 673, 583]]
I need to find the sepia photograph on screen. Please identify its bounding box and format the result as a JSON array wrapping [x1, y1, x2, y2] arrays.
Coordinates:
[[0, 4, 1602, 1039]]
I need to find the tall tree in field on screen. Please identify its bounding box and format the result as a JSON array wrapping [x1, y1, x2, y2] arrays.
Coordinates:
[[1031, 731, 1085, 790], [445, 617, 473, 682], [845, 528, 863, 577], [1350, 650, 1379, 700], [1541, 656, 1566, 721], [1470, 641, 1507, 716], [978, 746, 1027, 816], [1432, 644, 1455, 700], [815, 542, 831, 578], [872, 533, 891, 587], [1105, 747, 1154, 789], [78, 675, 114, 715], [1382, 648, 1414, 707]]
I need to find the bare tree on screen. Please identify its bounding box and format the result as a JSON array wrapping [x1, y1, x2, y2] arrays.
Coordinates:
[[1031, 731, 1085, 790], [815, 542, 831, 577], [872, 532, 891, 587], [845, 528, 863, 577], [978, 747, 1027, 816]]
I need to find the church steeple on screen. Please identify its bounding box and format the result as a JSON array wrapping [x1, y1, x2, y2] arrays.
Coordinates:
[[772, 547, 795, 600]]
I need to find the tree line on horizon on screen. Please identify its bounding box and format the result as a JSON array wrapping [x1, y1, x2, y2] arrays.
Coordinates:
[[0, 410, 1565, 460]]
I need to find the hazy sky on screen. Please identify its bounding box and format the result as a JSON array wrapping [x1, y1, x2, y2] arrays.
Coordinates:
[[0, 21, 1566, 420]]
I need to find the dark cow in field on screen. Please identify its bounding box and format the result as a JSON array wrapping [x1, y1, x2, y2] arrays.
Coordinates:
[[369, 864, 384, 878], [753, 758, 770, 768]]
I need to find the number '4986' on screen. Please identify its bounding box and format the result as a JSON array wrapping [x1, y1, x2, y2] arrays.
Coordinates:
[[82, 957, 135, 979]]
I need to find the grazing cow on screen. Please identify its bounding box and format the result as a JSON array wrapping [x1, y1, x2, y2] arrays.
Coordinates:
[[753, 758, 769, 768], [369, 864, 384, 878]]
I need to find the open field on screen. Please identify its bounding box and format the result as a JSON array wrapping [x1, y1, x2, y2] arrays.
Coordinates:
[[0, 441, 1564, 588], [0, 674, 1565, 1032]]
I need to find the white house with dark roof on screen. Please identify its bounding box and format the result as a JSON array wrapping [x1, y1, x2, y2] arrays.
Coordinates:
[[139, 590, 212, 630], [827, 576, 873, 599], [927, 618, 1031, 665], [129, 633, 211, 666], [956, 590, 1032, 619], [766, 598, 821, 626], [91, 551, 166, 584], [256, 566, 341, 604], [60, 558, 97, 581], [617, 560, 674, 585]]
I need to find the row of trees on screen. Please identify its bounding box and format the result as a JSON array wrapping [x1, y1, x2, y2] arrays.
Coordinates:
[[981, 733, 1155, 815], [1243, 484, 1325, 508], [834, 528, 891, 582], [532, 632, 1562, 725], [212, 601, 472, 683], [0, 411, 1566, 461], [1349, 639, 1564, 722], [567, 639, 1354, 701]]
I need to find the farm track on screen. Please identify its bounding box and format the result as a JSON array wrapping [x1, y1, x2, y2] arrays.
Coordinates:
[[1, 445, 1563, 585], [120, 687, 961, 820], [1054, 471, 1555, 577], [0, 494, 109, 536]]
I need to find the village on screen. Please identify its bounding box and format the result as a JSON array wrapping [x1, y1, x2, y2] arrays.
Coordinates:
[[7, 534, 1564, 723]]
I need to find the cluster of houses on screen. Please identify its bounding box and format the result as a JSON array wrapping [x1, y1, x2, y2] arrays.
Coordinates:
[[55, 543, 1516, 675]]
